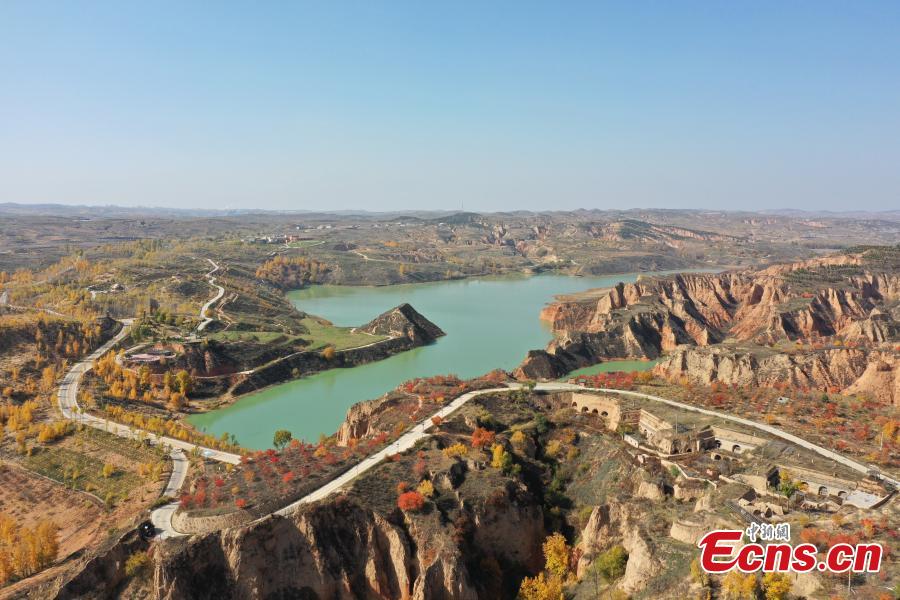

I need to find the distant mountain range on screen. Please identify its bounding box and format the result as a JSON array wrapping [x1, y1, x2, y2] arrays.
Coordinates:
[[2, 202, 899, 222]]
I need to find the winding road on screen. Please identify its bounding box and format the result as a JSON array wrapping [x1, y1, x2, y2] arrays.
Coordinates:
[[58, 318, 896, 538], [155, 381, 898, 538], [197, 259, 224, 332], [56, 318, 241, 538], [57, 321, 240, 464]]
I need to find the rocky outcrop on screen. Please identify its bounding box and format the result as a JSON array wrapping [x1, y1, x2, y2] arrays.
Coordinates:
[[583, 220, 739, 248], [635, 479, 668, 502], [337, 392, 407, 446], [654, 346, 900, 406], [576, 504, 618, 577], [521, 248, 900, 401], [53, 531, 149, 599], [668, 518, 708, 545], [515, 308, 694, 379], [153, 486, 544, 600], [155, 502, 421, 600], [359, 303, 445, 344], [619, 526, 662, 595], [574, 502, 662, 595], [542, 268, 900, 347], [842, 354, 900, 406]]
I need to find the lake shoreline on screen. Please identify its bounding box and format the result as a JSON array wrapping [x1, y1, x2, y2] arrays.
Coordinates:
[[187, 270, 702, 448]]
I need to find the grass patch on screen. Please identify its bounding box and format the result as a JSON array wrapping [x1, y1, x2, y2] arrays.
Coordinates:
[[24, 444, 144, 504], [209, 318, 384, 351], [209, 330, 296, 344], [299, 317, 387, 350], [76, 427, 167, 463]]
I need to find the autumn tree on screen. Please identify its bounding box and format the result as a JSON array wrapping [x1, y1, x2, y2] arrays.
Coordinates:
[[397, 491, 425, 512], [542, 533, 571, 579], [124, 551, 151, 578], [471, 427, 495, 449], [255, 256, 331, 288], [163, 371, 174, 393], [722, 571, 758, 600], [167, 391, 185, 412], [762, 572, 792, 600], [273, 429, 293, 450], [175, 370, 192, 395], [510, 430, 527, 447], [518, 532, 571, 600], [443, 443, 468, 459], [517, 572, 564, 600], [416, 480, 435, 498], [491, 443, 516, 475], [0, 515, 59, 584], [689, 558, 709, 587]]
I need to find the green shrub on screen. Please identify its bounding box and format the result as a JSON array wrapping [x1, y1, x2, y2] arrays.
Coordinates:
[[125, 551, 151, 578], [594, 545, 628, 582]]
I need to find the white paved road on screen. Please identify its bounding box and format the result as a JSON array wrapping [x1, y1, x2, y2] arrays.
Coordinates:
[[150, 382, 899, 538], [57, 321, 241, 464], [568, 384, 900, 489], [57, 319, 241, 538], [271, 386, 512, 517], [266, 382, 899, 520]]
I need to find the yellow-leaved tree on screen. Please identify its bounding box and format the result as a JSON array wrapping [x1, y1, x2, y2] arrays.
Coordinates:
[[517, 532, 570, 600]]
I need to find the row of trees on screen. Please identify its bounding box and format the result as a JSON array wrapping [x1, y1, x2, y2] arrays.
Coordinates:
[[33, 319, 103, 361], [0, 401, 37, 433], [719, 571, 792, 600], [94, 351, 193, 411], [255, 256, 331, 289], [102, 405, 239, 452], [571, 369, 653, 390]]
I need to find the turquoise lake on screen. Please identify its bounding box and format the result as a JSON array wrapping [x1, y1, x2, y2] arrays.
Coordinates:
[[188, 272, 665, 449]]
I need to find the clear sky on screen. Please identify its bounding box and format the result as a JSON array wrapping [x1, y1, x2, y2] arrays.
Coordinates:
[[1, 2, 899, 212]]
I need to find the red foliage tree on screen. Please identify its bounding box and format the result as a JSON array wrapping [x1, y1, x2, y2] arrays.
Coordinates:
[[471, 427, 496, 449], [397, 491, 425, 512]]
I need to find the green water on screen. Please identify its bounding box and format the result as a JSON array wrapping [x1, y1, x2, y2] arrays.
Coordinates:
[[188, 272, 658, 449]]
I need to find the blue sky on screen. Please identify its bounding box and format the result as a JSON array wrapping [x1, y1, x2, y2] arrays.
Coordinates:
[[1, 2, 898, 212]]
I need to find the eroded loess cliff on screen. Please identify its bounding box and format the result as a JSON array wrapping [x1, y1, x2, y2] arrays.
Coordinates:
[[153, 465, 545, 600], [155, 502, 424, 600], [654, 347, 900, 405], [518, 247, 900, 404], [56, 386, 821, 600]]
